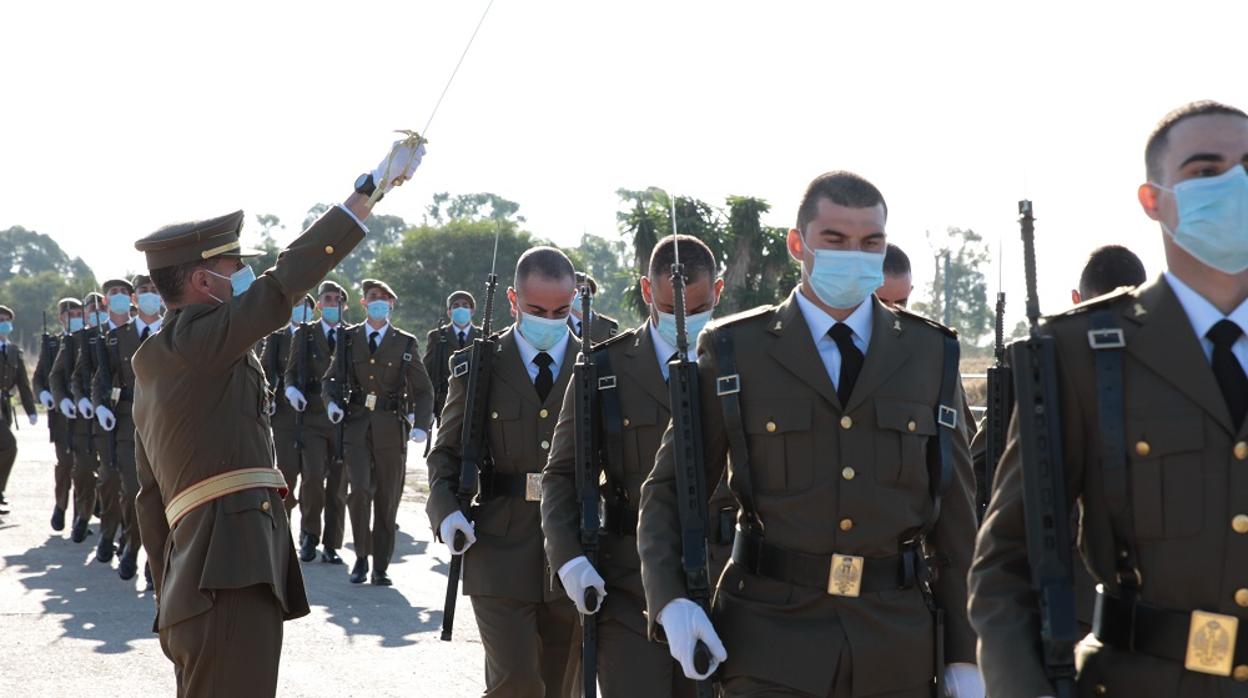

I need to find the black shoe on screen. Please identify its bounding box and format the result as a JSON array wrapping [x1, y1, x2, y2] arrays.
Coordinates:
[[96, 537, 115, 563], [321, 548, 343, 565], [51, 506, 65, 531], [349, 558, 369, 584], [0, 492, 7, 505], [71, 518, 90, 543], [118, 551, 138, 581], [298, 535, 318, 563], [370, 570, 392, 586]]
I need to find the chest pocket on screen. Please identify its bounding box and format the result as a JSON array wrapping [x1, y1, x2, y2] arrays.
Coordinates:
[[1127, 412, 1204, 540], [487, 399, 525, 466], [243, 355, 268, 419], [874, 399, 936, 489], [742, 399, 813, 493], [621, 404, 662, 474]]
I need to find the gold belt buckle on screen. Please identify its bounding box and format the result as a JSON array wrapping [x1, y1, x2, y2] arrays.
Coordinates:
[[1185, 609, 1238, 677], [827, 553, 864, 598], [525, 473, 543, 502], [365, 394, 377, 411]]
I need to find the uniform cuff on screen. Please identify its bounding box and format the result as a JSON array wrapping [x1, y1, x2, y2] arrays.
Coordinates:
[[335, 203, 368, 233]]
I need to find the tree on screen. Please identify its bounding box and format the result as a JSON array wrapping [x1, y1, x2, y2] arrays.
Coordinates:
[[574, 233, 635, 325], [718, 196, 800, 314], [250, 213, 284, 274], [300, 203, 411, 284], [912, 227, 994, 345], [425, 192, 525, 226], [0, 226, 98, 352], [0, 226, 95, 284]]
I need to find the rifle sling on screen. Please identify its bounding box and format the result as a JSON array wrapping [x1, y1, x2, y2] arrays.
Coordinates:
[[592, 349, 630, 525], [1089, 310, 1137, 591], [713, 328, 763, 535]]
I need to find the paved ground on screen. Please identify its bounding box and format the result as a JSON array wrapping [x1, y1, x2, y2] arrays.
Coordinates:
[[0, 420, 485, 696]]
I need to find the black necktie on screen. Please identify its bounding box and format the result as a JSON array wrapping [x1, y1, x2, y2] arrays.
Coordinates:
[[573, 320, 582, 338], [534, 352, 554, 403], [369, 331, 379, 354], [828, 323, 864, 407], [458, 331, 466, 348], [140, 326, 150, 342], [327, 328, 336, 353], [1208, 319, 1248, 430]]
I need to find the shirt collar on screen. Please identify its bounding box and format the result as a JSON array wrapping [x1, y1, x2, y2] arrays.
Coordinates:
[[320, 319, 336, 335], [1165, 271, 1248, 341], [648, 320, 692, 371], [365, 322, 391, 343], [513, 322, 570, 370], [136, 317, 161, 335], [793, 288, 874, 349]]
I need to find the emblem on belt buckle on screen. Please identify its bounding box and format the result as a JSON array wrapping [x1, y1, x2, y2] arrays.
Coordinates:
[[827, 554, 864, 598], [525, 473, 543, 502], [1185, 610, 1238, 677], [365, 393, 377, 411]]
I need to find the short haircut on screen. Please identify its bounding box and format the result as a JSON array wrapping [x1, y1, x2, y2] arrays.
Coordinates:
[[883, 243, 911, 276], [574, 272, 599, 295], [796, 171, 888, 232], [149, 259, 207, 305], [1145, 100, 1248, 182], [447, 290, 475, 308], [1078, 245, 1147, 299], [649, 234, 716, 282], [514, 246, 575, 286]]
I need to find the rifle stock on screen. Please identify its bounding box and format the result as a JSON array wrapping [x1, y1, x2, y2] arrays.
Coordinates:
[[981, 292, 1012, 521], [572, 283, 601, 696]]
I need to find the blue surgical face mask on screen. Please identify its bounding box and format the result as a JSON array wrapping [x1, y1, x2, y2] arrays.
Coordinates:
[[1153, 165, 1248, 274], [367, 300, 392, 321], [88, 311, 107, 327], [0, 321, 12, 336], [450, 306, 472, 327], [656, 309, 714, 351], [519, 313, 569, 351], [292, 306, 312, 324], [136, 292, 162, 316], [207, 264, 256, 299], [68, 317, 84, 333], [803, 240, 885, 309], [108, 293, 131, 315], [321, 306, 341, 325]]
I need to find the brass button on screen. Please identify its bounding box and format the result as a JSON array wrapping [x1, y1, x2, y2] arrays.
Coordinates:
[[842, 467, 855, 481], [765, 421, 777, 433], [737, 580, 744, 592], [1135, 440, 1150, 457], [540, 440, 550, 450], [840, 416, 853, 430], [491, 411, 499, 419], [539, 408, 549, 419], [1236, 441, 1248, 461], [1235, 665, 1248, 682], [1234, 515, 1248, 534], [370, 358, 376, 365], [324, 245, 334, 255], [839, 518, 853, 531], [907, 420, 917, 433], [1235, 589, 1248, 608], [1093, 685, 1107, 696], [623, 418, 630, 427], [260, 500, 271, 512]]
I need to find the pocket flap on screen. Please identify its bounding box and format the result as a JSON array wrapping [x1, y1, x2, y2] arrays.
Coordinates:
[[489, 400, 521, 421], [623, 404, 660, 428], [743, 399, 811, 435], [222, 488, 273, 514], [1129, 412, 1203, 457], [875, 399, 937, 436]]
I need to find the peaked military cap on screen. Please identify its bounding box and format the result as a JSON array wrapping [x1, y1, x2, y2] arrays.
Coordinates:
[[57, 297, 83, 313], [135, 210, 260, 269], [362, 278, 398, 301], [447, 290, 475, 308], [319, 280, 348, 302], [83, 292, 105, 308], [0, 305, 14, 320], [131, 273, 152, 289], [101, 278, 135, 295]]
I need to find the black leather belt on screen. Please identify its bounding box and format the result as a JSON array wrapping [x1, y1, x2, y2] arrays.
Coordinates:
[[117, 387, 134, 402], [348, 394, 402, 412], [1094, 588, 1248, 672], [299, 384, 323, 395], [731, 530, 918, 595], [479, 472, 542, 502], [602, 500, 638, 536]]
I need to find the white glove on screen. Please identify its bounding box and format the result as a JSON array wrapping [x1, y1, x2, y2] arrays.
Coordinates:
[[327, 401, 345, 424], [77, 398, 94, 419], [557, 556, 607, 615], [285, 386, 307, 412], [59, 398, 77, 419], [943, 663, 985, 698], [96, 405, 116, 432], [439, 510, 476, 555], [28, 413, 38, 426], [657, 598, 727, 681], [372, 138, 427, 194], [39, 390, 54, 409], [409, 427, 428, 443]]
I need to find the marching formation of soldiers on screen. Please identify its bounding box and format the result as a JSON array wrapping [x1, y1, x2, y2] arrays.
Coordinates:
[[1, 98, 1245, 698]]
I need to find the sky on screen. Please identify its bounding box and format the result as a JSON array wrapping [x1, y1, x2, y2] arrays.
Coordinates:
[[1, 0, 1245, 333]]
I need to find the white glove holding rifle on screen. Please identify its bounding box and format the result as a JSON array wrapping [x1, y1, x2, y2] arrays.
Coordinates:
[[371, 135, 426, 196]]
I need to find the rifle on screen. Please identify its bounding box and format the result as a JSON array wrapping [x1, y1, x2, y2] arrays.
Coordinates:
[[426, 322, 450, 458], [60, 333, 76, 452], [332, 322, 353, 463], [95, 325, 116, 467], [666, 224, 715, 695], [1009, 200, 1077, 698], [980, 291, 1012, 522], [441, 225, 502, 642], [572, 281, 602, 696], [295, 324, 312, 453], [41, 311, 57, 442]]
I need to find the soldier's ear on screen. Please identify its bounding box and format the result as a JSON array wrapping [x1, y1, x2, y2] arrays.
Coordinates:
[[786, 228, 805, 263], [1138, 183, 1162, 221], [1071, 289, 1082, 305]]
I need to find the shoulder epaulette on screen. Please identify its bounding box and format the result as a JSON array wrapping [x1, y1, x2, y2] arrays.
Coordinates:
[[591, 325, 638, 353], [892, 306, 958, 338], [708, 304, 776, 330], [1049, 286, 1134, 318]]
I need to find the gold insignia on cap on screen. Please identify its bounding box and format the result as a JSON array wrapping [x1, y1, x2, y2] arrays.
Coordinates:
[[200, 240, 242, 259], [1134, 303, 1147, 317], [773, 320, 783, 332]]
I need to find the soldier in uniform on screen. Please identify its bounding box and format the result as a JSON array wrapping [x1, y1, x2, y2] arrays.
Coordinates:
[[876, 243, 913, 309], [92, 274, 164, 582], [324, 278, 434, 586], [427, 246, 583, 698], [35, 298, 86, 531], [0, 305, 40, 512], [542, 234, 725, 697], [52, 292, 106, 544], [1071, 244, 1148, 305], [637, 171, 983, 697], [130, 138, 423, 696], [969, 101, 1248, 697], [285, 280, 350, 564], [424, 290, 480, 424], [569, 272, 619, 344], [263, 294, 316, 515]]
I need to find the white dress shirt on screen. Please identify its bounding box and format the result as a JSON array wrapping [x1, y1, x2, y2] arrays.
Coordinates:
[[364, 321, 391, 346], [1166, 272, 1248, 372], [135, 317, 162, 336], [513, 323, 570, 384], [649, 322, 694, 383], [336, 203, 369, 233], [321, 319, 337, 338], [793, 289, 874, 390]]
